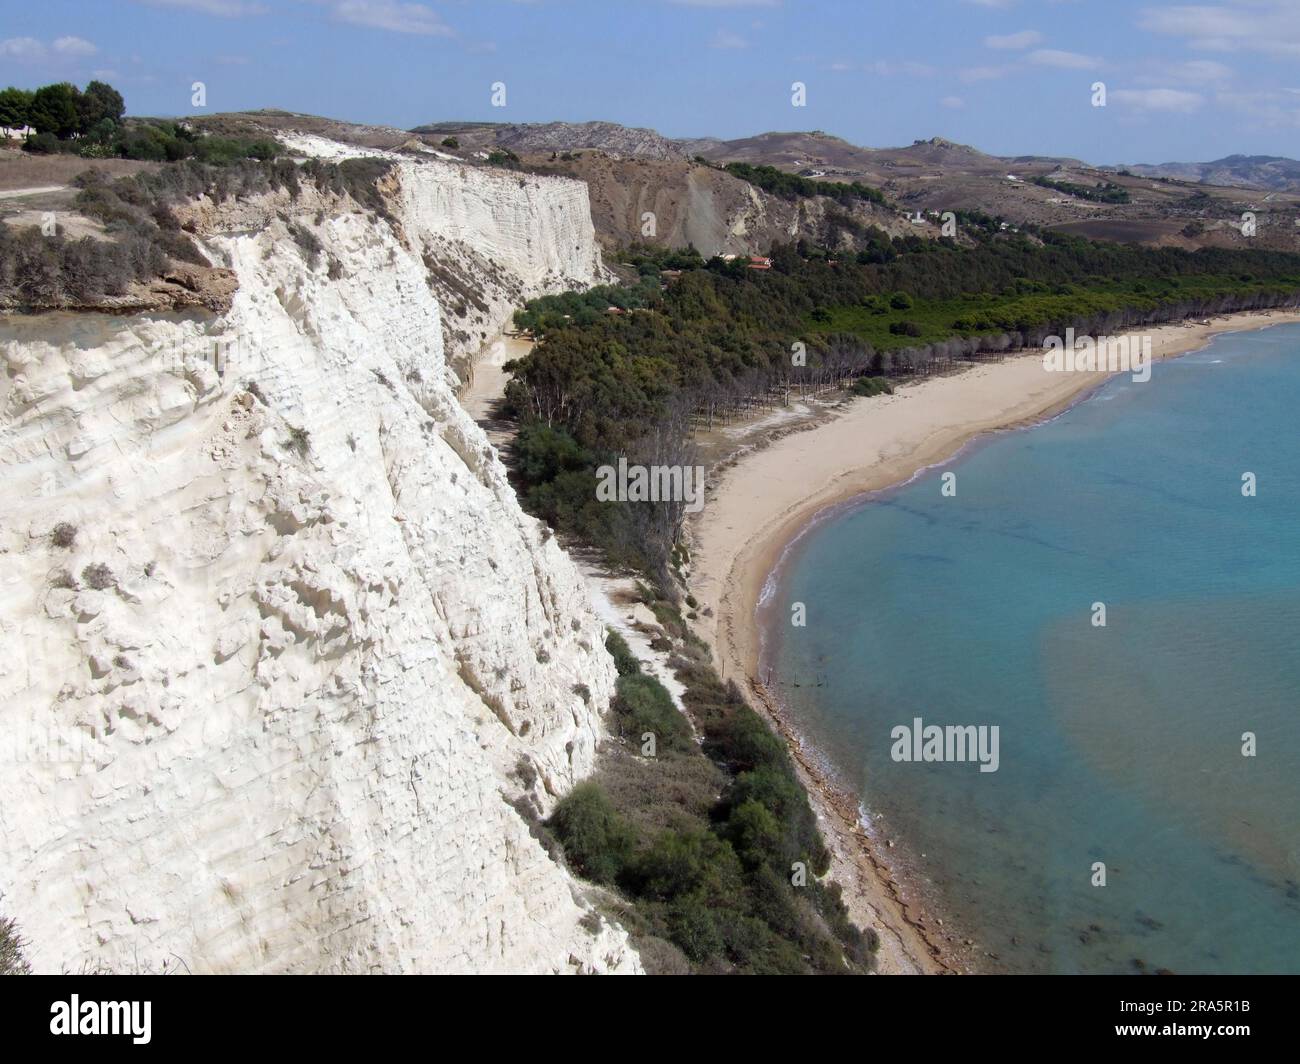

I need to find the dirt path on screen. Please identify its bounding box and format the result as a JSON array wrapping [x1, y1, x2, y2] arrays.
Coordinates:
[[0, 185, 66, 199], [457, 332, 532, 452]]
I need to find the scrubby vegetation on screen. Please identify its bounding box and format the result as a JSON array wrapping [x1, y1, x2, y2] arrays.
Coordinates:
[[549, 643, 874, 974], [1032, 175, 1131, 204], [604, 629, 642, 677], [0, 916, 31, 975], [724, 162, 888, 207], [487, 148, 522, 169], [0, 77, 393, 308], [0, 220, 170, 306], [81, 563, 115, 591], [0, 155, 395, 307], [849, 375, 894, 397], [609, 672, 693, 752], [284, 425, 311, 457]]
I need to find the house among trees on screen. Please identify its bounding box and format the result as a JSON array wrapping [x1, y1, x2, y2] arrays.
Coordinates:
[[747, 256, 773, 270]]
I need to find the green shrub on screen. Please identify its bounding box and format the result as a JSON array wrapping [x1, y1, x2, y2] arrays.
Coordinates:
[[604, 629, 640, 676], [849, 375, 893, 397], [22, 131, 64, 155], [625, 824, 743, 901], [724, 798, 785, 870], [705, 703, 788, 774], [610, 673, 692, 752], [548, 782, 636, 885]]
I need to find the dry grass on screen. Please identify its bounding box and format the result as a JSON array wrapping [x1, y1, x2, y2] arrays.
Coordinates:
[[0, 147, 158, 192]]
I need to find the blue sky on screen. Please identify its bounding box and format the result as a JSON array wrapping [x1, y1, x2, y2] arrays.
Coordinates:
[[2, 0, 1299, 163]]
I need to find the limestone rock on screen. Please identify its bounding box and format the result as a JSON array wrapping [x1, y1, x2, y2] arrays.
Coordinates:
[[0, 140, 639, 974]]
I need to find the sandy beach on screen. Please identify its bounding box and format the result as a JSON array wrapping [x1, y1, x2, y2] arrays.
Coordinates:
[[685, 308, 1300, 974]]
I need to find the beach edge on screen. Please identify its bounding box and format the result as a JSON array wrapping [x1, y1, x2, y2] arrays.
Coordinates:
[[686, 308, 1300, 975]]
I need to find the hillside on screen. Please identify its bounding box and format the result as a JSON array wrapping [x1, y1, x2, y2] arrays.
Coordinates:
[[412, 118, 1300, 252], [1123, 154, 1300, 193]]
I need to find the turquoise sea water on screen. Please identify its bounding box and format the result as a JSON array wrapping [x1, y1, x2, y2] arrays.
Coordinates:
[[765, 324, 1300, 974]]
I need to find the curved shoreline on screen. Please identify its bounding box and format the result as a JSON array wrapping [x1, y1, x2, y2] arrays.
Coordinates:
[[685, 309, 1300, 975]]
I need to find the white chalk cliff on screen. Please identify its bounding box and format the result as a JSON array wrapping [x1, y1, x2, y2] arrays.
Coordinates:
[[0, 140, 639, 973]]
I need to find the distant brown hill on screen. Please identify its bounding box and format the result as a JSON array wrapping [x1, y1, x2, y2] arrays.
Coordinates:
[[1121, 155, 1300, 193], [190, 112, 1300, 254]]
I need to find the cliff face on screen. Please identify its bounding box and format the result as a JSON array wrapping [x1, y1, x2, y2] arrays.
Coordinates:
[[277, 133, 611, 371], [510, 152, 912, 258], [0, 144, 638, 973]]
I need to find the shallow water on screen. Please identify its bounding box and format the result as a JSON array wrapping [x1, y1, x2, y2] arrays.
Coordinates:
[[766, 325, 1300, 973]]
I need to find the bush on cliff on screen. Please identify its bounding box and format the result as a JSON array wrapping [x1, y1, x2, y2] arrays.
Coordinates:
[[553, 643, 867, 973], [603, 629, 640, 677], [549, 782, 636, 885], [0, 916, 31, 975], [609, 673, 693, 753]]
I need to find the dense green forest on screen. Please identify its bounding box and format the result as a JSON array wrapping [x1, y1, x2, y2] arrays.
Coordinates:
[[505, 231, 1300, 577]]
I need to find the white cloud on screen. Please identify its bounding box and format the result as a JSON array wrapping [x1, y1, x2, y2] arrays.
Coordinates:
[[53, 36, 98, 57], [864, 59, 936, 78], [0, 37, 47, 60], [331, 1, 454, 35], [984, 30, 1043, 49], [1028, 48, 1101, 69], [0, 34, 99, 61], [1139, 2, 1300, 57], [940, 95, 966, 109], [134, 0, 269, 14], [1216, 88, 1300, 126], [710, 29, 750, 49], [1134, 58, 1232, 86], [958, 64, 1009, 82], [1111, 88, 1205, 113]]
